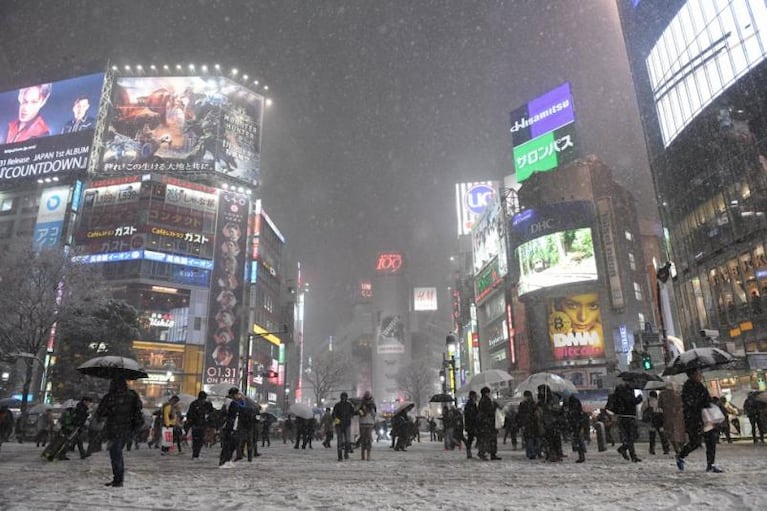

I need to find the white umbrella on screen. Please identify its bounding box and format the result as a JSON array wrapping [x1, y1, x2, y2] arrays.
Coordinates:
[[77, 356, 148, 380], [288, 402, 314, 420], [59, 399, 79, 409], [513, 372, 578, 398], [460, 369, 514, 394]]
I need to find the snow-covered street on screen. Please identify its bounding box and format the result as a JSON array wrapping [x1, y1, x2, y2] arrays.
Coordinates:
[[1, 438, 766, 510]]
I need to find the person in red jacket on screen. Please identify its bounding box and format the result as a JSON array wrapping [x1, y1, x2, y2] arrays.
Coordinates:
[[5, 84, 51, 143]]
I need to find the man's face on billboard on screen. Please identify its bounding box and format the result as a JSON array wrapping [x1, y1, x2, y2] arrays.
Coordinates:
[[561, 293, 600, 333], [73, 98, 90, 121], [18, 86, 48, 123]]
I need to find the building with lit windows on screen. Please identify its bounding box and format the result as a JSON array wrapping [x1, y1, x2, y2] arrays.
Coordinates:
[[618, 0, 767, 390]]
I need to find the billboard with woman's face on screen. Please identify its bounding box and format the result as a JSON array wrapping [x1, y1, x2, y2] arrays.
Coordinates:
[[547, 292, 605, 361]]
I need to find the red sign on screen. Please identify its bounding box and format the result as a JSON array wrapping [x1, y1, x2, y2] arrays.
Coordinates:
[[376, 252, 404, 274]]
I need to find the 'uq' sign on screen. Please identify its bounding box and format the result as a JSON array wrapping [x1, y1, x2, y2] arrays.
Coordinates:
[[465, 184, 495, 215]]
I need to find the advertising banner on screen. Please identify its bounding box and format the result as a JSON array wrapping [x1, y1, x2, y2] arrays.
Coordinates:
[[33, 185, 70, 249], [101, 76, 263, 185], [509, 82, 578, 183], [547, 292, 605, 361], [203, 190, 249, 386], [471, 200, 508, 277], [0, 73, 105, 186], [510, 201, 597, 296], [455, 181, 499, 237], [413, 287, 438, 311], [597, 197, 625, 309], [512, 122, 578, 182]]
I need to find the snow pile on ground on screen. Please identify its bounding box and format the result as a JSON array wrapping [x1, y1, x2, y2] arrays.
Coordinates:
[[1, 438, 766, 510]]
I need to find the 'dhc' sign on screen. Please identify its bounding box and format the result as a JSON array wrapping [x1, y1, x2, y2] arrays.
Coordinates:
[[376, 252, 404, 274], [465, 184, 495, 215]]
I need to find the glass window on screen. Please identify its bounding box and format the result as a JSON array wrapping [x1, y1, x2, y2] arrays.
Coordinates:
[[0, 197, 15, 213], [624, 231, 633, 241], [633, 282, 643, 301], [638, 312, 645, 331], [628, 252, 636, 271]]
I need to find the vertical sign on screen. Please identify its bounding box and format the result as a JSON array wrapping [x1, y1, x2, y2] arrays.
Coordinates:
[[204, 190, 250, 386], [597, 197, 624, 309], [33, 185, 69, 249]]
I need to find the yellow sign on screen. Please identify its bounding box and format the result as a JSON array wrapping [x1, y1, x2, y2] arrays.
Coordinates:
[[252, 324, 282, 346], [740, 321, 754, 331], [729, 328, 741, 337]]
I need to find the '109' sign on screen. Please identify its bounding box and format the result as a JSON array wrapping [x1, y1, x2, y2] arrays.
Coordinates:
[[376, 252, 404, 274]]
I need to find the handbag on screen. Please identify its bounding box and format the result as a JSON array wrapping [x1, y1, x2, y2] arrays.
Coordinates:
[[495, 409, 505, 430], [702, 405, 725, 425], [160, 426, 174, 448]]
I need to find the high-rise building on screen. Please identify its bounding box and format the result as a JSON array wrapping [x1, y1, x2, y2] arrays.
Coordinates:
[[618, 0, 767, 388]]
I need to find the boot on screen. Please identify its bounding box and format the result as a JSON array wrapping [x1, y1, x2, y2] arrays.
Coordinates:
[[467, 449, 472, 459], [361, 450, 365, 461], [576, 452, 585, 463], [366, 448, 371, 461]]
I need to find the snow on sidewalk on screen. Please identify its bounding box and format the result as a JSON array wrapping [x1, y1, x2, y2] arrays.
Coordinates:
[[1, 440, 766, 510]]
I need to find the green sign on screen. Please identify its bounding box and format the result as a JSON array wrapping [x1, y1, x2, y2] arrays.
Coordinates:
[[513, 122, 577, 182]]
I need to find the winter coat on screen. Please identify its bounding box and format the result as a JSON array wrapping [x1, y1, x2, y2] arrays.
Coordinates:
[[517, 398, 539, 437], [611, 383, 642, 417], [320, 413, 334, 434], [357, 397, 377, 426], [478, 395, 497, 433], [186, 398, 214, 428], [162, 401, 178, 428], [332, 399, 356, 429], [658, 389, 685, 445], [681, 379, 710, 435], [73, 401, 90, 428], [566, 396, 586, 433], [96, 382, 142, 440], [463, 400, 479, 434]]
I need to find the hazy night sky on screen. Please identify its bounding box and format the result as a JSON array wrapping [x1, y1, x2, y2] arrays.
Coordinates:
[[0, 0, 655, 342]]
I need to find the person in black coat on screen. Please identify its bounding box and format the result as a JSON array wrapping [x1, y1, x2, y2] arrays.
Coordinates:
[[518, 390, 539, 460], [219, 387, 244, 467], [73, 396, 93, 459], [538, 384, 563, 462], [477, 386, 501, 461], [96, 378, 143, 487], [676, 368, 722, 472], [332, 392, 356, 461], [611, 381, 642, 462], [463, 391, 479, 459], [566, 395, 587, 463], [186, 391, 213, 459]]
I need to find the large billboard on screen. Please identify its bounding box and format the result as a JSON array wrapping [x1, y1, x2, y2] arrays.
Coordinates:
[[547, 292, 605, 361], [203, 190, 250, 386], [455, 181, 499, 237], [0, 73, 105, 186], [101, 76, 263, 185], [74, 176, 217, 257], [471, 200, 508, 277], [510, 201, 597, 296], [509, 82, 578, 182]]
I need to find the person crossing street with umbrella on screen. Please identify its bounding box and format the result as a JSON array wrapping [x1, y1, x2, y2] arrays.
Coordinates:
[[95, 377, 143, 487], [675, 368, 723, 473]]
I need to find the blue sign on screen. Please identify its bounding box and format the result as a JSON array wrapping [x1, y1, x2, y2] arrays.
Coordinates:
[[465, 184, 495, 215], [72, 249, 213, 270]]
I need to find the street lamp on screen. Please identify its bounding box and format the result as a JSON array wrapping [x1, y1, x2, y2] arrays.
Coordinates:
[[444, 334, 457, 404]]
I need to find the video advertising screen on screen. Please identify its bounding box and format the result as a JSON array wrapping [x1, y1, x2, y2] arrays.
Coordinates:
[[0, 73, 105, 186], [547, 292, 605, 361], [101, 76, 263, 186], [516, 227, 597, 295]]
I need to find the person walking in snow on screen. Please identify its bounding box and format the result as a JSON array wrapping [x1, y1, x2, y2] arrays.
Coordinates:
[[642, 390, 670, 455], [611, 380, 642, 462], [477, 386, 501, 461], [675, 368, 722, 473], [333, 392, 356, 461], [518, 390, 540, 460], [463, 390, 479, 459], [566, 394, 587, 463], [357, 391, 376, 460], [219, 387, 244, 468], [96, 377, 143, 487]]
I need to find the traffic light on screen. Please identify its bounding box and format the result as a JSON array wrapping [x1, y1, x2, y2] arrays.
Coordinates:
[[642, 353, 653, 370]]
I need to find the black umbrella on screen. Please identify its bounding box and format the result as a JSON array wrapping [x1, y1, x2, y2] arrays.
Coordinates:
[[77, 356, 148, 380], [661, 347, 738, 376], [429, 393, 455, 403], [617, 371, 664, 390]]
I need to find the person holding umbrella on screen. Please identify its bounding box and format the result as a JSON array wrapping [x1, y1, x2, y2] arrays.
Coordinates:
[[95, 378, 143, 487], [477, 386, 501, 461], [675, 368, 722, 473]]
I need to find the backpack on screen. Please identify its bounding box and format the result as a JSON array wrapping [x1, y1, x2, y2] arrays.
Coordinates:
[[238, 405, 259, 429]]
